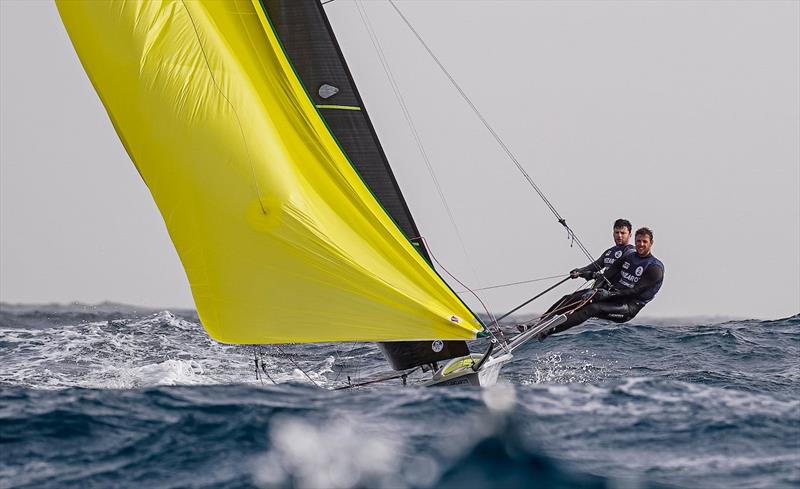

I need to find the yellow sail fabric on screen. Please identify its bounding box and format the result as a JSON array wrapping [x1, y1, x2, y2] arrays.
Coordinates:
[[56, 0, 483, 344]]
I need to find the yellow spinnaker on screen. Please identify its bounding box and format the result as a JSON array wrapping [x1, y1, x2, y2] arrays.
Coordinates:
[[56, 0, 483, 344]]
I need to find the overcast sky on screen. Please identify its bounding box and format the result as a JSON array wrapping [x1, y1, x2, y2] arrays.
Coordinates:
[[1, 1, 798, 320]]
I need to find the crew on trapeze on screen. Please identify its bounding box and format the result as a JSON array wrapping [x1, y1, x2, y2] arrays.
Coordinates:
[[569, 218, 634, 285], [522, 223, 664, 341]]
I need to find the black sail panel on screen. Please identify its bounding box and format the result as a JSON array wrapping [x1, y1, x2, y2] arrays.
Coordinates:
[[263, 0, 469, 370]]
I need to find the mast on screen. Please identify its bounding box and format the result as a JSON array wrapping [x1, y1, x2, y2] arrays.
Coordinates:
[[262, 0, 470, 370]]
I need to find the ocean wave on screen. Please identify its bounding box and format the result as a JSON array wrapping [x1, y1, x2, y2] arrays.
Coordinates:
[[1, 305, 798, 488]]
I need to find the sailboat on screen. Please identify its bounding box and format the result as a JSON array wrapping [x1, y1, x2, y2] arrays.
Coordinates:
[[56, 0, 568, 387]]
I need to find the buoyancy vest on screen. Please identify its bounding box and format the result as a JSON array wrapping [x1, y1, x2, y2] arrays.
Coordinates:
[[599, 244, 635, 282], [603, 244, 635, 267], [614, 253, 664, 303]]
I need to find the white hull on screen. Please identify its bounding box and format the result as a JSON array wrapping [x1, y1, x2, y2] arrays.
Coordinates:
[[423, 314, 566, 387]]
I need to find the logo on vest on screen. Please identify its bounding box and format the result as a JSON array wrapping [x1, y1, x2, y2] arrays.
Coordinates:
[[614, 250, 623, 259], [431, 340, 444, 353], [635, 266, 644, 277], [622, 262, 630, 270]]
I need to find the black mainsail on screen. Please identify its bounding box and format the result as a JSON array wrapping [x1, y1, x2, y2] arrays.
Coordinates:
[[263, 0, 470, 370]]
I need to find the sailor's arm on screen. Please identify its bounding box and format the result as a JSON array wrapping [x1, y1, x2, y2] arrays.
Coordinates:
[[571, 256, 605, 279]]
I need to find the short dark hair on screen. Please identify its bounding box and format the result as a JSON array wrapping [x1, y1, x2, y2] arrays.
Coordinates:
[[635, 227, 654, 240], [613, 219, 632, 232]]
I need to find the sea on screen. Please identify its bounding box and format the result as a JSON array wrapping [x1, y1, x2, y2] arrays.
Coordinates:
[[1, 303, 797, 489]]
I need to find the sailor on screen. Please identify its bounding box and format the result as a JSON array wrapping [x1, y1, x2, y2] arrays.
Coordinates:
[[537, 227, 664, 340], [527, 219, 635, 325], [570, 218, 634, 284]]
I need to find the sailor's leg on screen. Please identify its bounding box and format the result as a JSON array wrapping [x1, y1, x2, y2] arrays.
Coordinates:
[[537, 300, 644, 341], [519, 290, 589, 332], [539, 302, 602, 338], [544, 290, 592, 317], [594, 301, 643, 323]]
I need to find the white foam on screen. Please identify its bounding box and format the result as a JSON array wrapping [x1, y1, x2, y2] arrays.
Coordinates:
[[650, 453, 799, 472], [1, 311, 265, 389], [482, 379, 517, 413], [517, 376, 799, 420], [520, 350, 614, 385], [251, 416, 403, 489]]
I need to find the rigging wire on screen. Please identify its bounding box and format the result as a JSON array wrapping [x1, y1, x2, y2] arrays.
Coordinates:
[[334, 367, 418, 390], [331, 342, 346, 383], [259, 347, 278, 384], [455, 273, 566, 293], [253, 348, 262, 384], [354, 1, 484, 289], [386, 0, 595, 263], [514, 277, 595, 329], [416, 235, 506, 344], [333, 0, 597, 329], [253, 347, 277, 385], [332, 341, 358, 384], [275, 344, 321, 387], [493, 276, 570, 323]]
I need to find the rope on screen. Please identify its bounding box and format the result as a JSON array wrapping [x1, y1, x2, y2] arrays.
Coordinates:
[[259, 348, 277, 385], [494, 276, 570, 323], [455, 274, 565, 293], [333, 1, 599, 339], [334, 368, 418, 390], [275, 344, 320, 387], [387, 0, 595, 263], [332, 342, 358, 384], [414, 236, 506, 345], [253, 348, 262, 384], [537, 289, 596, 324], [354, 1, 483, 289], [522, 281, 598, 331], [253, 347, 276, 385]]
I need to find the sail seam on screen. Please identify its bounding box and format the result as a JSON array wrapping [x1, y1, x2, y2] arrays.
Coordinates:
[[178, 0, 266, 214]]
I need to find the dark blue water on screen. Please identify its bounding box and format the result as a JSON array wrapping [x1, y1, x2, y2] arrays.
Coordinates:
[[1, 303, 798, 488]]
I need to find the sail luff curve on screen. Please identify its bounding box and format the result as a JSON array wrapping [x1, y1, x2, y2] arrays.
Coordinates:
[[56, 0, 483, 344]]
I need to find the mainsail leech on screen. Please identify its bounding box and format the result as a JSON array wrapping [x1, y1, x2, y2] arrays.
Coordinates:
[[56, 0, 484, 344]]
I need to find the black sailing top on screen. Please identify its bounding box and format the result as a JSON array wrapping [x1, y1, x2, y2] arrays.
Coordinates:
[[604, 252, 665, 304], [575, 244, 635, 281]]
